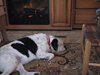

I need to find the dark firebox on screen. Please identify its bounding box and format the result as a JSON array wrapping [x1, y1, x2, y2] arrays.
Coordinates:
[[6, 0, 50, 25]]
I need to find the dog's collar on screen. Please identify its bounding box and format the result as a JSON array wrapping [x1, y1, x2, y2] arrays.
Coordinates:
[[46, 35, 52, 52]]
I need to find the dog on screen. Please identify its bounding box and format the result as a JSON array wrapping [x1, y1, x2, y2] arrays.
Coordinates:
[[0, 33, 65, 75]]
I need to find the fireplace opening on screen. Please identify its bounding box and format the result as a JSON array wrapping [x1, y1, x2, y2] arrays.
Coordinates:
[[6, 0, 50, 25]]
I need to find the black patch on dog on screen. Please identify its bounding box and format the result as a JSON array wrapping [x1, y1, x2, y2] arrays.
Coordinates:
[[11, 37, 38, 57], [51, 39, 58, 51], [18, 37, 38, 55], [11, 43, 30, 57]]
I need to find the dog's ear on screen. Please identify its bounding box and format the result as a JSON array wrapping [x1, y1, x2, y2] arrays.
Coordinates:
[[51, 39, 58, 51]]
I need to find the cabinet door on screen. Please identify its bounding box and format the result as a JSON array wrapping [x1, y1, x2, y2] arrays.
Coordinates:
[[51, 0, 71, 27], [73, 0, 100, 28], [75, 9, 96, 24]]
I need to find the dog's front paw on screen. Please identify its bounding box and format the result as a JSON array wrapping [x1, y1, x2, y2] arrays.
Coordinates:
[[34, 72, 40, 75], [25, 72, 40, 75], [47, 53, 54, 61], [37, 52, 54, 61]]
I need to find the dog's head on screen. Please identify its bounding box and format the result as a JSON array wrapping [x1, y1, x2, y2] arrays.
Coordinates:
[[50, 36, 65, 53]]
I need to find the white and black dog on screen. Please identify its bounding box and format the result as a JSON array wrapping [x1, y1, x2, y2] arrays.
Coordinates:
[[0, 33, 65, 75]]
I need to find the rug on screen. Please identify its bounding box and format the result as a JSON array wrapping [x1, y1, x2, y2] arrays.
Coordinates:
[[10, 43, 82, 75]]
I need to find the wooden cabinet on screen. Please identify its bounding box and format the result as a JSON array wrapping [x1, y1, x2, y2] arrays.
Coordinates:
[[1, 0, 100, 30], [4, 0, 72, 30], [73, 0, 100, 28]]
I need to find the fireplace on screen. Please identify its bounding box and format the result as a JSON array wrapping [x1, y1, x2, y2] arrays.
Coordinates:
[[6, 0, 50, 25]]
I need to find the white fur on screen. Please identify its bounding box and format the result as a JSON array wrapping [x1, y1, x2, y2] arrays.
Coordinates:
[[0, 33, 65, 75]]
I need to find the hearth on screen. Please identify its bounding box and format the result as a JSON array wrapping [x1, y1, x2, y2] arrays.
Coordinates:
[[6, 0, 50, 25]]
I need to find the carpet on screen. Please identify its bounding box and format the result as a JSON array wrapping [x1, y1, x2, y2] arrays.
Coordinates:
[[11, 43, 82, 75]]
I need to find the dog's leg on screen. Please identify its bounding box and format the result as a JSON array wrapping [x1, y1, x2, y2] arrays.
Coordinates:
[[37, 52, 54, 60], [0, 67, 17, 75], [17, 63, 40, 75], [0, 57, 19, 75]]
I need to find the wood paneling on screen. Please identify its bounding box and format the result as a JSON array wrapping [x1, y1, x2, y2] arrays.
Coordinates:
[[54, 0, 67, 23], [51, 0, 71, 27], [76, 0, 100, 8], [0, 0, 3, 5], [75, 9, 96, 24], [73, 0, 100, 28]]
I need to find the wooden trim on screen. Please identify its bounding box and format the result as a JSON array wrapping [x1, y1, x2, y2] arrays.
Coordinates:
[[0, 13, 8, 44], [68, 0, 71, 24], [50, 0, 54, 25], [3, 0, 9, 26], [52, 23, 70, 27], [7, 24, 71, 30], [71, 0, 76, 28], [51, 0, 72, 27]]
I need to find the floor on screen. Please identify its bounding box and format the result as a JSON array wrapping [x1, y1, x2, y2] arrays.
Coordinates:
[[0, 30, 83, 75], [4, 30, 81, 43], [0, 30, 99, 75], [10, 43, 82, 75]]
